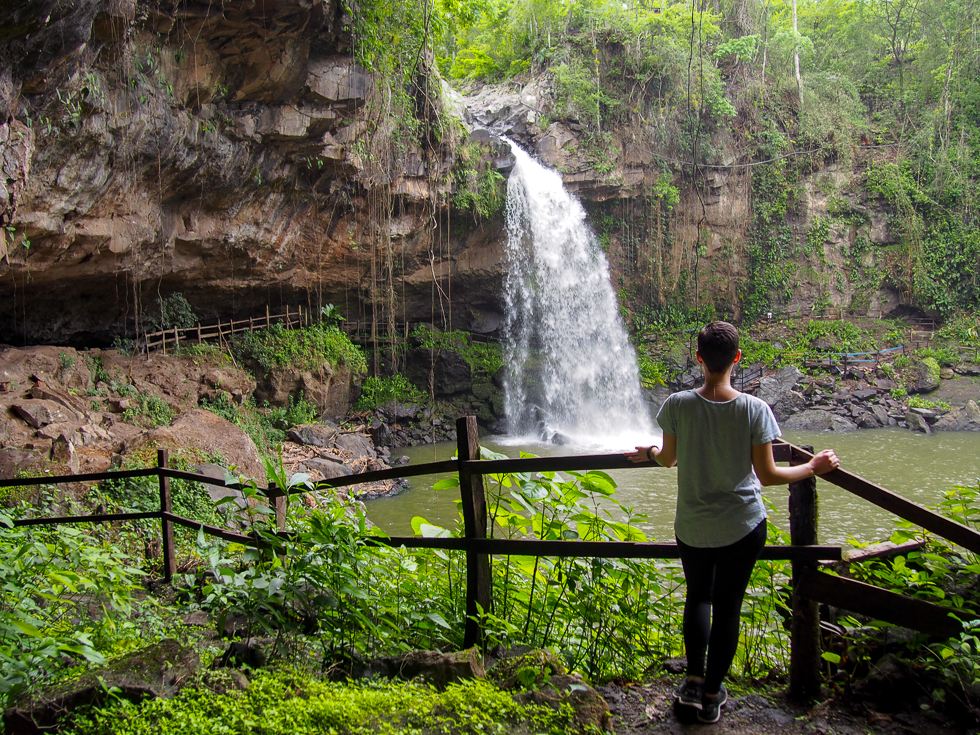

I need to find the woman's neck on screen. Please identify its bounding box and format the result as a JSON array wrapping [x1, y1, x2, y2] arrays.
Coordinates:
[[697, 370, 740, 402]]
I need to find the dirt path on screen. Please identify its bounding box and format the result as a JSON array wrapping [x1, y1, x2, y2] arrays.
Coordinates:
[[597, 678, 969, 735]]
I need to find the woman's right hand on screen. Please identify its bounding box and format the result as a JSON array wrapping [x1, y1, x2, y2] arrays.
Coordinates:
[[809, 449, 840, 476]]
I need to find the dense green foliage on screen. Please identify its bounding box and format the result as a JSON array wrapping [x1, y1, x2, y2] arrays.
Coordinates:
[[412, 325, 504, 379], [69, 671, 573, 735], [0, 512, 145, 705], [354, 375, 427, 411], [6, 456, 980, 724], [232, 323, 367, 375], [199, 393, 319, 452]]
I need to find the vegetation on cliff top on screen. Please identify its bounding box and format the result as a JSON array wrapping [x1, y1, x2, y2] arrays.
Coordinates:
[[421, 0, 980, 323]]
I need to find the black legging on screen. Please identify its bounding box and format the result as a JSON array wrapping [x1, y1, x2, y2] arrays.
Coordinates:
[[677, 519, 767, 694]]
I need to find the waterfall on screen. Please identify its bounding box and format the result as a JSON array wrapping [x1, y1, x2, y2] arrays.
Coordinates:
[[502, 140, 652, 448]]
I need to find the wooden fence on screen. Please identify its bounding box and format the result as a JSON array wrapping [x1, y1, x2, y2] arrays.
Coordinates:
[[143, 310, 498, 356], [5, 418, 980, 699], [143, 305, 311, 355]]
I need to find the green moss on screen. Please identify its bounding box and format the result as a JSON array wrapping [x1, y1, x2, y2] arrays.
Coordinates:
[[68, 671, 573, 735], [921, 356, 941, 384]]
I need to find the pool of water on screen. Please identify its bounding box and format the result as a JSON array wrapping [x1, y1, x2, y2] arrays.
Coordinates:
[[365, 429, 980, 545]]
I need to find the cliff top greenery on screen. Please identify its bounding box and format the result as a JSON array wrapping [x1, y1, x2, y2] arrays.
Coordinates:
[[351, 0, 980, 321]]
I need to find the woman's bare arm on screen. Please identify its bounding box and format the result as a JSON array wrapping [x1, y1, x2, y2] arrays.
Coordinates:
[[751, 443, 839, 486]]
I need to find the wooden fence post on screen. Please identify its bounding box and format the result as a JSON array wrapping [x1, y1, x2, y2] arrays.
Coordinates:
[[158, 449, 176, 583], [458, 415, 491, 649], [267, 483, 286, 531], [789, 444, 820, 700]]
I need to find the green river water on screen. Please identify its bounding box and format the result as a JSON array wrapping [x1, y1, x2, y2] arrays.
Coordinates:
[[364, 429, 980, 545]]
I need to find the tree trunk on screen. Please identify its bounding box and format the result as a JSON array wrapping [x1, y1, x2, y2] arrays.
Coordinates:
[[792, 0, 803, 108]]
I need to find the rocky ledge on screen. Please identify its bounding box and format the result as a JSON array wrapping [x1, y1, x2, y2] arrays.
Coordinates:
[[651, 361, 980, 434]]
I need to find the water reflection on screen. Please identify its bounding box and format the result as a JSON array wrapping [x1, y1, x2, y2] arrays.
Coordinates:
[[366, 429, 980, 546]]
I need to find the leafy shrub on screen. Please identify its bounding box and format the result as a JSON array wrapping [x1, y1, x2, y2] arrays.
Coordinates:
[[153, 293, 198, 331], [915, 346, 960, 367], [265, 393, 319, 432], [636, 353, 668, 388], [354, 375, 426, 411], [907, 396, 951, 411], [411, 325, 502, 378], [233, 323, 367, 375], [794, 320, 878, 354], [0, 512, 144, 706], [122, 395, 175, 428]]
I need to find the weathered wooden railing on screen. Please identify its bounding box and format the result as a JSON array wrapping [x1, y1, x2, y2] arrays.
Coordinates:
[[5, 418, 980, 699], [143, 305, 311, 355]]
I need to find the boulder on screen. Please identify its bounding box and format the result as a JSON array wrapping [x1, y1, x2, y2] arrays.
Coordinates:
[[50, 435, 80, 473], [782, 410, 857, 432], [932, 402, 980, 431], [288, 423, 339, 448], [0, 448, 36, 479], [300, 458, 354, 480], [770, 390, 806, 423], [219, 637, 278, 670], [905, 411, 931, 434], [364, 649, 486, 689], [909, 357, 941, 394], [132, 409, 264, 482], [758, 365, 804, 408], [334, 433, 377, 459], [377, 401, 420, 422], [3, 639, 199, 734], [306, 57, 371, 105], [871, 405, 891, 426], [251, 365, 359, 422], [674, 366, 701, 391], [513, 674, 612, 734], [11, 399, 80, 429], [953, 363, 980, 377], [405, 348, 472, 397]]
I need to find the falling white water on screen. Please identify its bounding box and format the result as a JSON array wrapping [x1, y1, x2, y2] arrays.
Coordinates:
[[502, 140, 653, 449]]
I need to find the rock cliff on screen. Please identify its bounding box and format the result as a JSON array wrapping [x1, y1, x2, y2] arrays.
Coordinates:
[[0, 0, 508, 346], [0, 0, 908, 347]]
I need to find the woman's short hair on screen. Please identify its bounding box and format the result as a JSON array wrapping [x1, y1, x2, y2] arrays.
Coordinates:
[[697, 321, 740, 373]]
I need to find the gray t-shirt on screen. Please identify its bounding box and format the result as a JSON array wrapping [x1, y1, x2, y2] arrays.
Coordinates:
[[657, 390, 781, 548]]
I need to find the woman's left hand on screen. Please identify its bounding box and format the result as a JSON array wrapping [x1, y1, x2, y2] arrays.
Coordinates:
[[625, 446, 655, 464]]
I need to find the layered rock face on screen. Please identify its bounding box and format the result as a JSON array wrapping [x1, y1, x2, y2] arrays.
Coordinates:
[[0, 0, 507, 346], [0, 0, 907, 348]]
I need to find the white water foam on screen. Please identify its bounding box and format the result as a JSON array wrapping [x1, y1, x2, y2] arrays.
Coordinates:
[[502, 140, 654, 451]]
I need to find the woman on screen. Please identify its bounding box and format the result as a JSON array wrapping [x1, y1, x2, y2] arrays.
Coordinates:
[[626, 321, 839, 723]]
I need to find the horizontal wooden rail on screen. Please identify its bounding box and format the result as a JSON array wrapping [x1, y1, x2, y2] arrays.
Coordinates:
[[313, 459, 459, 490], [796, 566, 962, 638], [786, 443, 980, 555], [0, 468, 159, 487], [463, 453, 645, 476], [12, 511, 161, 527], [161, 511, 258, 546], [372, 536, 841, 561]]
